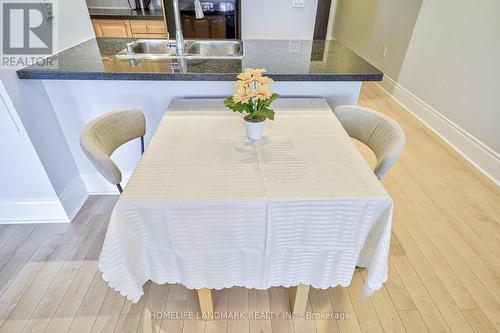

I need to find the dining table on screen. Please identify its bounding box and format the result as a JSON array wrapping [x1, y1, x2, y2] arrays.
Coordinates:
[[98, 97, 393, 318]]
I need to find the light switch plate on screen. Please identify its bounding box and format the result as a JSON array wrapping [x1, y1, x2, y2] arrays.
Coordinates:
[[292, 0, 305, 8]]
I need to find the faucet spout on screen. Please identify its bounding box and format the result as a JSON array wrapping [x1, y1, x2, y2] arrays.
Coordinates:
[[194, 0, 204, 19], [172, 0, 185, 56]]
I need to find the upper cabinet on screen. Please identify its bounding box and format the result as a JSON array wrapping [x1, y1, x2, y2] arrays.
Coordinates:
[[92, 19, 167, 38]]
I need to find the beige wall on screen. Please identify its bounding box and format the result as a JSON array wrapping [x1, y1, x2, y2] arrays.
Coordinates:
[[397, 0, 500, 153], [332, 0, 422, 80], [333, 0, 499, 155]]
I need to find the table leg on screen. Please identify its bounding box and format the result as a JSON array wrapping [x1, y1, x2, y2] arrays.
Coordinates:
[[197, 288, 214, 320], [289, 284, 310, 317]]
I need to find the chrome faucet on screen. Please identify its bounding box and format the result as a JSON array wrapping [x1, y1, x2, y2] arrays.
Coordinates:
[[172, 0, 204, 56]]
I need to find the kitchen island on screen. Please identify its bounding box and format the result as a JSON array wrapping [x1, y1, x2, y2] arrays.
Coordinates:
[[17, 37, 382, 194]]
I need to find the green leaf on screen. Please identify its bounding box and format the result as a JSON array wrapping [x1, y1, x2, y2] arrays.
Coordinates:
[[258, 106, 275, 121], [224, 97, 247, 113], [261, 93, 279, 108]]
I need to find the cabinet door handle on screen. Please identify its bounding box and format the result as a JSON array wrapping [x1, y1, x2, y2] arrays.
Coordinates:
[[146, 25, 151, 29], [125, 21, 129, 26]]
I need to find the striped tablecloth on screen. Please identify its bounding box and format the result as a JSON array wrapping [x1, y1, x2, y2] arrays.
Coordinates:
[[99, 98, 393, 302]]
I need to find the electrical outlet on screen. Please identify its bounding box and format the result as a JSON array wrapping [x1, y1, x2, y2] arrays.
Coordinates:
[[382, 46, 388, 58], [39, 0, 54, 20], [289, 40, 301, 52], [292, 0, 305, 8]]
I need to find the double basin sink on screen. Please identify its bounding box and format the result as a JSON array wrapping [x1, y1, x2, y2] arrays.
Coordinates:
[[115, 39, 244, 60]]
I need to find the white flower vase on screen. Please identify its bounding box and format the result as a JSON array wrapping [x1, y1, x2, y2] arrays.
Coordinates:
[[244, 118, 265, 140]]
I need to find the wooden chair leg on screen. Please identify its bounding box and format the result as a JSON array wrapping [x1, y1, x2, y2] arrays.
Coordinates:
[[289, 284, 310, 317], [197, 288, 214, 320]]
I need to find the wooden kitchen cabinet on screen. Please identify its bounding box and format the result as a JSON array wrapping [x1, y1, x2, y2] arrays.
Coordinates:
[[129, 19, 167, 38], [92, 19, 132, 38], [92, 18, 167, 38]]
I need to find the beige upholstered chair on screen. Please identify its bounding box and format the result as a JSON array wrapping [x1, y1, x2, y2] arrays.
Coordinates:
[[334, 105, 405, 179], [80, 109, 146, 193]]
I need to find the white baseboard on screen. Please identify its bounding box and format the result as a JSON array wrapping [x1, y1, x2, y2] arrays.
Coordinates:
[[0, 200, 70, 224], [81, 173, 131, 195], [376, 76, 500, 186], [58, 175, 88, 221]]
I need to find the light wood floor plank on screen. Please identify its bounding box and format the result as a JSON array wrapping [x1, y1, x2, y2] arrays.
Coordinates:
[[359, 270, 406, 332], [19, 207, 111, 333], [137, 282, 169, 333], [384, 260, 416, 311], [346, 271, 384, 333], [309, 287, 339, 333], [269, 287, 294, 333], [328, 286, 361, 333], [292, 298, 316, 333], [181, 290, 206, 333], [0, 196, 103, 332], [391, 255, 450, 332], [227, 287, 249, 333], [114, 314, 141, 333], [460, 309, 497, 333], [0, 224, 52, 296], [391, 221, 474, 333], [248, 289, 271, 329], [67, 271, 110, 333], [397, 310, 429, 333], [0, 225, 36, 271], [205, 289, 229, 333], [91, 288, 126, 333], [386, 175, 479, 310], [45, 218, 108, 333], [0, 223, 68, 301], [0, 225, 17, 249], [113, 283, 150, 333]]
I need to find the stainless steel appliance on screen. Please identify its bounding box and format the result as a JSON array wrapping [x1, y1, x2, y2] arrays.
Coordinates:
[[163, 0, 239, 39]]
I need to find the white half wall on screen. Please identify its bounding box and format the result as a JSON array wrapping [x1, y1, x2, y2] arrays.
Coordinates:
[[43, 79, 361, 194]]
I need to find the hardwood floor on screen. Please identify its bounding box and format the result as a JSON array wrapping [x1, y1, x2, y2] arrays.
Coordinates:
[[0, 83, 499, 333]]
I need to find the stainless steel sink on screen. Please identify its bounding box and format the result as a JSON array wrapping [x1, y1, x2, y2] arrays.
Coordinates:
[[115, 39, 244, 60], [187, 40, 243, 58]]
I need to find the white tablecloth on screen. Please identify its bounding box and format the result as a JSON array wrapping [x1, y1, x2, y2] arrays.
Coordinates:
[[98, 98, 393, 302]]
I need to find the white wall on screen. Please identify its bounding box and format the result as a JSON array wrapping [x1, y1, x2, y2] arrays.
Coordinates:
[[397, 0, 500, 154], [332, 0, 422, 80], [332, 0, 499, 183], [0, 0, 94, 223], [241, 0, 319, 39], [0, 81, 69, 223]]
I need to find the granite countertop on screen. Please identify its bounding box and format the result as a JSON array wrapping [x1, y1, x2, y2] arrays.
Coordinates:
[[88, 8, 164, 20], [17, 38, 383, 81]]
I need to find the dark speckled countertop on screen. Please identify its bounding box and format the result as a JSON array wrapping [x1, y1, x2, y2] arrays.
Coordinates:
[[88, 8, 164, 20], [17, 38, 383, 81]]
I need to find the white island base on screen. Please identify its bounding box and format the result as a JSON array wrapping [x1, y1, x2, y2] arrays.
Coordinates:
[[42, 80, 362, 196]]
